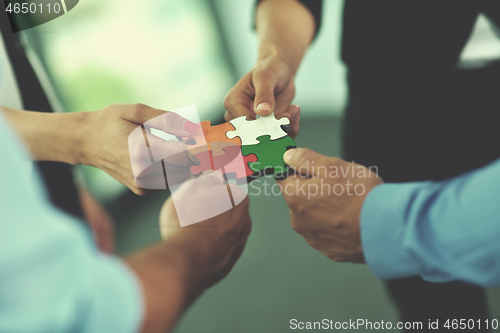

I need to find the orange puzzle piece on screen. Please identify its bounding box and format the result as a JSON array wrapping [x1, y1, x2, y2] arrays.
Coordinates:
[[182, 121, 242, 156]]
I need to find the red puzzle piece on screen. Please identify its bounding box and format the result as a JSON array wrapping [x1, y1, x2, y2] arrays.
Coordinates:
[[190, 145, 256, 179]]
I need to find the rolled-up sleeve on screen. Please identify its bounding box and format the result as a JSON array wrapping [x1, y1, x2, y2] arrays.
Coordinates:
[[0, 119, 144, 333], [361, 158, 500, 286]]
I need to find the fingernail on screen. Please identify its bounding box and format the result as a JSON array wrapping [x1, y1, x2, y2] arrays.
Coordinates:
[[183, 120, 200, 133], [283, 149, 297, 163], [256, 102, 271, 112]]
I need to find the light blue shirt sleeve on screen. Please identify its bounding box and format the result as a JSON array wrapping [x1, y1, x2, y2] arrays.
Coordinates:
[[0, 118, 144, 332], [360, 158, 500, 286]]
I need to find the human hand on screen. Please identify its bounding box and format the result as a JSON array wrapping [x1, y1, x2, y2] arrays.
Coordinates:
[[80, 104, 200, 195], [159, 172, 252, 288], [277, 148, 383, 263], [223, 55, 300, 138], [125, 172, 250, 333]]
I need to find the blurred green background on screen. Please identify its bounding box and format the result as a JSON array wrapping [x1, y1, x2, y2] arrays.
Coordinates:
[[27, 0, 500, 332]]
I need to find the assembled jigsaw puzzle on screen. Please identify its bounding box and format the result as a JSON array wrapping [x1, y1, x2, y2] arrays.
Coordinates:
[[183, 113, 296, 183]]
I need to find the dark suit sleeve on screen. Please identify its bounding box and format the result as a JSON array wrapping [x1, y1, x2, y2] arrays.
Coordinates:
[[296, 0, 323, 37], [255, 0, 323, 38]]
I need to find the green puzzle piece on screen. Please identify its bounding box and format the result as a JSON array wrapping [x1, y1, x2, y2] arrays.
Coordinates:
[[241, 135, 296, 176]]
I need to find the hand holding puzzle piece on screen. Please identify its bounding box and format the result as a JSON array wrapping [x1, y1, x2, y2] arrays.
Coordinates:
[[182, 113, 296, 182]]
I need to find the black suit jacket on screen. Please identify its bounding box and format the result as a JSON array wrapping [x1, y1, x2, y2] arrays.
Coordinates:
[[0, 6, 84, 218]]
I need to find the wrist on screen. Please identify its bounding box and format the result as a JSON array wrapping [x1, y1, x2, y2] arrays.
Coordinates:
[[125, 241, 206, 333], [55, 111, 89, 165], [31, 111, 88, 165], [0, 107, 88, 165], [71, 111, 93, 166], [255, 0, 314, 77], [157, 240, 209, 306], [257, 43, 298, 76]]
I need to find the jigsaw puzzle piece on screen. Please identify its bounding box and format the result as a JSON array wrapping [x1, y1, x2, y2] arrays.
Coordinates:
[[182, 121, 242, 155], [220, 147, 257, 180], [190, 150, 213, 176], [226, 113, 290, 146], [185, 144, 210, 156], [210, 142, 241, 157], [241, 135, 296, 176], [190, 145, 253, 180], [185, 142, 238, 157]]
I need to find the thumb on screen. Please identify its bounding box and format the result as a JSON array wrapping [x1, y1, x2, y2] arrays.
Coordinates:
[[146, 135, 192, 166], [126, 104, 200, 137], [283, 148, 334, 178], [252, 70, 277, 116]]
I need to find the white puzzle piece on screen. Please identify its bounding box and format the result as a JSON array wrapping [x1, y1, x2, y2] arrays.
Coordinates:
[[226, 113, 290, 145]]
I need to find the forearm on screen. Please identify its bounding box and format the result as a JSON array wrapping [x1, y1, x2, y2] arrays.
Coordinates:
[[0, 106, 88, 165], [361, 158, 500, 286], [256, 0, 316, 75], [125, 241, 208, 333]]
